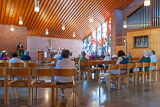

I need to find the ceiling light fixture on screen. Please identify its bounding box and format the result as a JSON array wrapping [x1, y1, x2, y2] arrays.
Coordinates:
[[46, 29, 48, 35], [11, 25, 14, 31], [19, 16, 23, 25], [62, 23, 65, 30], [73, 32, 75, 37], [123, 0, 127, 28], [35, 0, 39, 12], [144, 0, 150, 6], [89, 12, 93, 22]]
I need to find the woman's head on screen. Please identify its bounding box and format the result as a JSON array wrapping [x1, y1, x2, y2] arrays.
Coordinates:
[[11, 51, 18, 57], [117, 50, 125, 57], [144, 51, 150, 57], [81, 51, 86, 57]]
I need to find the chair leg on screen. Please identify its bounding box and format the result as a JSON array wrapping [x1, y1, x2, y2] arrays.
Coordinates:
[[78, 72, 80, 82], [35, 87, 38, 100], [135, 75, 138, 86], [15, 87, 18, 99], [73, 87, 74, 107], [132, 75, 135, 82], [156, 72, 158, 81], [32, 88, 34, 100], [108, 78, 110, 92], [142, 74, 145, 84], [56, 88, 58, 100], [146, 74, 148, 80], [149, 73, 152, 82], [139, 75, 142, 81], [75, 87, 76, 107], [12, 87, 14, 99], [127, 76, 129, 87], [28, 86, 32, 106], [51, 86, 55, 106], [99, 75, 101, 94], [4, 82, 9, 105], [87, 72, 89, 81], [118, 77, 121, 90]]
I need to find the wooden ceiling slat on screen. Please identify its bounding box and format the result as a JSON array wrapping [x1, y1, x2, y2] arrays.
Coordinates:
[[0, 0, 134, 39]]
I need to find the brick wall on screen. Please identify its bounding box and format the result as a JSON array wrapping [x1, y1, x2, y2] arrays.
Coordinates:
[[27, 36, 83, 61], [0, 24, 27, 57]]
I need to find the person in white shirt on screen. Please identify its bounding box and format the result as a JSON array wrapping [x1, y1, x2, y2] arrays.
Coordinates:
[[54, 51, 61, 58], [112, 52, 117, 58], [9, 51, 21, 63], [102, 53, 111, 67], [55, 49, 75, 97], [69, 52, 74, 59], [150, 50, 158, 70]]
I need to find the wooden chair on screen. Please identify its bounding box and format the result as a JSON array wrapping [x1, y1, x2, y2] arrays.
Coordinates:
[[0, 67, 9, 105], [21, 60, 31, 63], [150, 62, 158, 82], [88, 61, 98, 81], [46, 58, 58, 67], [78, 61, 88, 82], [9, 63, 23, 68], [0, 63, 8, 67], [126, 63, 136, 87], [129, 58, 139, 63], [0, 60, 8, 63], [31, 68, 52, 100], [7, 68, 32, 105], [24, 63, 37, 68], [52, 69, 76, 107], [142, 62, 150, 84], [134, 63, 143, 85]]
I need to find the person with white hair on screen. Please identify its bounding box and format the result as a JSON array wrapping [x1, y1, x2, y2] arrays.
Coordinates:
[[0, 50, 8, 60], [54, 51, 61, 58], [112, 52, 117, 58], [20, 50, 31, 61], [139, 51, 151, 71]]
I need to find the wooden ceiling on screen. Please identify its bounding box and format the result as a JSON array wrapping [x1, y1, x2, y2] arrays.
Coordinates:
[[0, 0, 134, 39]]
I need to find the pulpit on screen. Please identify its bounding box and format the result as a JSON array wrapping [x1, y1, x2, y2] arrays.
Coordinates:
[[17, 48, 24, 56], [38, 51, 45, 62]]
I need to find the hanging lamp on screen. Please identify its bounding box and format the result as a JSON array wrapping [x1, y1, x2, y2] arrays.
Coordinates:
[[35, 0, 39, 12], [19, 16, 23, 25], [11, 25, 14, 31], [144, 0, 150, 6], [73, 32, 75, 37], [62, 23, 65, 30], [123, 0, 127, 28], [89, 12, 93, 22], [46, 29, 48, 35]]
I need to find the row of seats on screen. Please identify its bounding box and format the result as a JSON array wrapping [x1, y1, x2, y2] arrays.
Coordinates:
[[0, 63, 76, 106], [99, 62, 158, 92]]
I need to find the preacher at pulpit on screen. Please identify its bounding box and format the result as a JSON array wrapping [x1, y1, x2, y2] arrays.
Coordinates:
[[17, 42, 23, 50]]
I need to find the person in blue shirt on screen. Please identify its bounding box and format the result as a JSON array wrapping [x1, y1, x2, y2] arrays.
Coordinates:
[[21, 50, 31, 61]]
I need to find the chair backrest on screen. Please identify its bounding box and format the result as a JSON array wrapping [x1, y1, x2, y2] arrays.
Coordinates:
[[0, 63, 8, 67], [24, 63, 37, 68], [109, 64, 119, 70], [9, 63, 23, 68], [47, 58, 58, 63], [127, 63, 136, 74], [9, 68, 30, 76], [0, 67, 5, 75], [143, 62, 150, 71], [21, 60, 31, 63], [129, 58, 139, 62], [71, 59, 79, 63], [136, 63, 143, 68], [32, 68, 52, 76], [53, 69, 76, 76], [119, 64, 128, 69], [0, 60, 8, 63]]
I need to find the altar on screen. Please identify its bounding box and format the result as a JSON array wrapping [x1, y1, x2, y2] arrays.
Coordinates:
[[47, 51, 58, 58]]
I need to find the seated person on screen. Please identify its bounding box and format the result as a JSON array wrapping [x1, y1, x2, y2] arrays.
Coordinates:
[[102, 53, 111, 67], [112, 52, 117, 58], [139, 51, 151, 71], [58, 56, 63, 60], [9, 51, 21, 63], [140, 50, 146, 62], [54, 51, 61, 58], [69, 52, 74, 59], [0, 50, 8, 60], [55, 49, 75, 98], [127, 52, 132, 58], [89, 52, 95, 59], [150, 50, 158, 70], [77, 51, 88, 70], [100, 51, 105, 58], [21, 50, 31, 61], [108, 50, 128, 74], [94, 51, 99, 59]]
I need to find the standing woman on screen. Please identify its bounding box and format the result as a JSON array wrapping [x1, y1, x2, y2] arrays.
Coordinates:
[[17, 42, 23, 50]]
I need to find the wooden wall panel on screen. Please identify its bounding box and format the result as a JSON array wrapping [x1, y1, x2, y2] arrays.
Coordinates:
[[127, 28, 160, 69], [116, 46, 125, 56]]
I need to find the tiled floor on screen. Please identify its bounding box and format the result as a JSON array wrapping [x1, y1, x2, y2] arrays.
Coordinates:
[[0, 74, 160, 107]]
